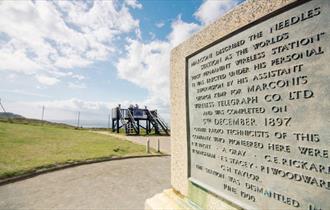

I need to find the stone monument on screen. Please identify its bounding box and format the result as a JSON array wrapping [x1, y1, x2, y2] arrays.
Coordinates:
[[146, 0, 329, 209]]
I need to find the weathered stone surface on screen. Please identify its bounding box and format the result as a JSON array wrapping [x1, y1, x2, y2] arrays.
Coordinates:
[[167, 0, 330, 209], [187, 1, 329, 209]]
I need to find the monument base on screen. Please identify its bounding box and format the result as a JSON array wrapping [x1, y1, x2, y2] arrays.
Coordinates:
[[144, 189, 240, 210], [145, 189, 200, 210]]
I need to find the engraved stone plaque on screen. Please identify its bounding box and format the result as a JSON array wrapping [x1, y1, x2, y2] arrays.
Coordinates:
[[187, 0, 330, 209]]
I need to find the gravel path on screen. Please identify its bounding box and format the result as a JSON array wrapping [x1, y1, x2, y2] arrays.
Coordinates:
[[0, 156, 170, 210]]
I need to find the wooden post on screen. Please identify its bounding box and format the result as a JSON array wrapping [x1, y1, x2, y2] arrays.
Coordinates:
[[146, 138, 150, 153], [157, 138, 160, 153]]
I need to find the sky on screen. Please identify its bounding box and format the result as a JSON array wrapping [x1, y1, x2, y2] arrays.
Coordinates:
[[0, 0, 244, 127]]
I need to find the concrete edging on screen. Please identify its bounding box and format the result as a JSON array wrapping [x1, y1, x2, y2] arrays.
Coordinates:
[[0, 154, 170, 186]]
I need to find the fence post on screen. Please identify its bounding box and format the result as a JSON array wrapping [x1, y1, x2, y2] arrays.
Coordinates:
[[157, 138, 160, 153], [146, 138, 150, 153]]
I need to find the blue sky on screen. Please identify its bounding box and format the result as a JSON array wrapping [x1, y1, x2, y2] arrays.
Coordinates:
[[0, 0, 243, 126]]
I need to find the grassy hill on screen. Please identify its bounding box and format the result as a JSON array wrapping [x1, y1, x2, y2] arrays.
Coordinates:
[[0, 112, 75, 129], [0, 112, 24, 119]]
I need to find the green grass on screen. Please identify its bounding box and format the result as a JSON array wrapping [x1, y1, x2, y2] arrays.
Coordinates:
[[0, 122, 150, 179], [0, 117, 75, 129]]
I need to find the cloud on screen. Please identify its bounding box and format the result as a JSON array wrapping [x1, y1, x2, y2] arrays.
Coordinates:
[[0, 1, 140, 85], [168, 16, 200, 47], [135, 28, 142, 40], [7, 74, 17, 81], [194, 0, 240, 25], [125, 0, 143, 9], [0, 89, 51, 98], [35, 75, 59, 86], [155, 21, 165, 28], [116, 16, 200, 119], [37, 98, 111, 112], [0, 45, 41, 74], [3, 99, 110, 122], [149, 32, 156, 40], [71, 74, 85, 81], [68, 82, 87, 89], [116, 39, 170, 104]]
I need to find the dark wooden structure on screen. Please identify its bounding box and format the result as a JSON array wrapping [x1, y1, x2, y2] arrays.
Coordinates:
[[111, 105, 170, 136]]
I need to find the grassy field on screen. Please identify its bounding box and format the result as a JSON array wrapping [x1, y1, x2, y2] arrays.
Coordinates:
[[0, 121, 150, 179], [0, 115, 76, 129]]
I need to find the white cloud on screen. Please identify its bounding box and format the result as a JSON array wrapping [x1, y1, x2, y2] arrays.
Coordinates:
[[135, 28, 142, 40], [117, 39, 170, 103], [125, 0, 143, 9], [0, 1, 140, 85], [68, 82, 87, 89], [0, 89, 51, 98], [149, 32, 156, 40], [3, 99, 108, 122], [168, 16, 200, 47], [7, 73, 17, 81], [38, 98, 107, 111], [71, 74, 85, 81], [35, 75, 59, 86], [0, 45, 41, 74], [116, 16, 200, 119], [155, 21, 165, 28], [194, 0, 240, 25]]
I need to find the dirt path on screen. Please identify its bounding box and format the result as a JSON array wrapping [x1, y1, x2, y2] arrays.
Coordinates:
[[0, 156, 170, 210]]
